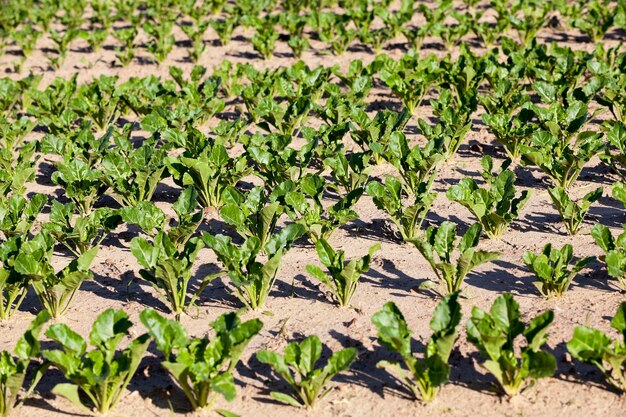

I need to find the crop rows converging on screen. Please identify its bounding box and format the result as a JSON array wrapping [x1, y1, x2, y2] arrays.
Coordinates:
[[0, 0, 626, 416]]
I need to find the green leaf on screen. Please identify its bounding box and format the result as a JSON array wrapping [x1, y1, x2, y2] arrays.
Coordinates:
[[52, 383, 92, 414], [270, 391, 303, 407]]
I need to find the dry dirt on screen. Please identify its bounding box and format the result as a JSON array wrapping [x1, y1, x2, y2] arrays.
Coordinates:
[[1, 6, 626, 417]]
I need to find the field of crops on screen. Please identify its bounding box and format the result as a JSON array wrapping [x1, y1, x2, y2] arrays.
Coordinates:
[[0, 0, 626, 416]]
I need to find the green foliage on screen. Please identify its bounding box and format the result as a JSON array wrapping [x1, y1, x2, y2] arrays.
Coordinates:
[[0, 194, 47, 240], [548, 186, 602, 235], [0, 236, 33, 320], [19, 239, 98, 318], [0, 311, 50, 417], [324, 152, 372, 194], [601, 122, 626, 180], [252, 21, 279, 60], [378, 52, 440, 113], [612, 181, 626, 209], [102, 135, 167, 207], [140, 309, 262, 410], [131, 232, 209, 320], [43, 201, 121, 256], [523, 243, 593, 297], [168, 187, 203, 251], [591, 223, 626, 290], [408, 222, 499, 295], [284, 174, 363, 243], [51, 159, 107, 215], [447, 156, 532, 239], [306, 240, 380, 307], [382, 131, 445, 195], [167, 143, 248, 209], [144, 20, 175, 63], [220, 186, 284, 251], [43, 309, 150, 415], [567, 302, 626, 392], [113, 27, 137, 66], [466, 294, 556, 396], [256, 335, 357, 408], [371, 293, 461, 402], [350, 108, 410, 164], [366, 176, 436, 241], [203, 224, 304, 310], [521, 130, 604, 189]]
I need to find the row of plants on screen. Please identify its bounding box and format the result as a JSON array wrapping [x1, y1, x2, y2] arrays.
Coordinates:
[[1, 179, 623, 327], [1, 44, 626, 324], [0, 0, 623, 69], [3, 39, 625, 134], [1, 295, 624, 416]]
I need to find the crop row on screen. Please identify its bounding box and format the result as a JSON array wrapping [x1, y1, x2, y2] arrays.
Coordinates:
[[1, 294, 624, 416], [0, 0, 622, 69], [1, 40, 626, 319]]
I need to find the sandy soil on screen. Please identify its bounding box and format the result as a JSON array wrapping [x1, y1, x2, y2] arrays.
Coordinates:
[[1, 3, 626, 417]]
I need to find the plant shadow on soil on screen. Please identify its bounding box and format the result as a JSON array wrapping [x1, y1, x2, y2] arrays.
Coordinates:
[[276, 273, 329, 304], [361, 260, 419, 296], [328, 331, 416, 400], [344, 218, 402, 243], [465, 259, 538, 296]]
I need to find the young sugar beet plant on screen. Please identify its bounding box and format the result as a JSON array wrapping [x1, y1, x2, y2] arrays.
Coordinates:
[[380, 131, 446, 195], [52, 159, 108, 215], [0, 311, 50, 417], [371, 292, 461, 402], [409, 222, 500, 296], [219, 186, 286, 252], [567, 301, 626, 393], [548, 186, 603, 235], [256, 335, 357, 408], [306, 239, 380, 307], [167, 142, 249, 211], [523, 243, 594, 298], [0, 194, 47, 240], [284, 174, 363, 243], [591, 224, 626, 291], [520, 130, 605, 190], [43, 309, 150, 415], [324, 152, 372, 195], [19, 241, 99, 318], [0, 236, 34, 320], [131, 233, 211, 320], [140, 309, 263, 412], [203, 224, 304, 310], [366, 176, 436, 241], [467, 294, 556, 396], [447, 156, 532, 239], [43, 201, 122, 256]]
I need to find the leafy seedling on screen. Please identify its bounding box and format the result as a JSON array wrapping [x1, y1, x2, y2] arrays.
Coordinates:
[[43, 309, 150, 415], [408, 222, 500, 295], [447, 156, 531, 239], [466, 294, 556, 396], [140, 309, 262, 411], [567, 301, 626, 392], [523, 243, 593, 297], [131, 232, 210, 320], [371, 293, 461, 402], [256, 335, 357, 408], [548, 186, 602, 235], [591, 223, 626, 290], [306, 239, 380, 307], [0, 311, 50, 416]]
